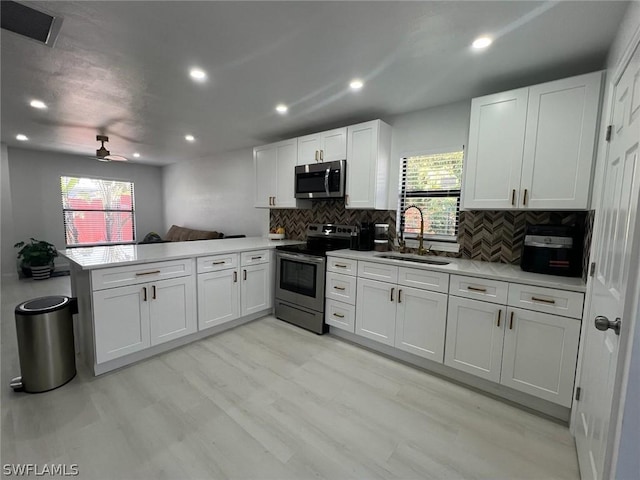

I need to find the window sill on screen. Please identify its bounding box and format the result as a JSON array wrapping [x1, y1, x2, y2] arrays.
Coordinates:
[[396, 238, 460, 253]]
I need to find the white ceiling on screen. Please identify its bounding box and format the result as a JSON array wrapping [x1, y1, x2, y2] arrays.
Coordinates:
[[0, 1, 630, 166]]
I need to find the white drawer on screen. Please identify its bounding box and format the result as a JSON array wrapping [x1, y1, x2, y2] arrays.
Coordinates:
[[327, 257, 357, 276], [508, 284, 584, 319], [91, 258, 193, 291], [241, 250, 270, 266], [325, 272, 357, 305], [449, 275, 508, 304], [358, 261, 399, 283], [398, 267, 449, 294], [197, 253, 239, 273], [325, 299, 356, 333]]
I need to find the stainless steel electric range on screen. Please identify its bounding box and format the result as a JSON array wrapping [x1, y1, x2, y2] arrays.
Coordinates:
[[274, 223, 355, 334]]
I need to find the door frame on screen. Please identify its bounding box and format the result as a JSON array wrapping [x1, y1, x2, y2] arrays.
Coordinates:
[[571, 26, 640, 479]]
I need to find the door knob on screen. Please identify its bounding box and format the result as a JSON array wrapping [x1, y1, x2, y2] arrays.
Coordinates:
[[594, 316, 621, 335]]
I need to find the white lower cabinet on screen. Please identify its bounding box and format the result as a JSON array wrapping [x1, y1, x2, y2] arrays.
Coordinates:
[[326, 299, 356, 332], [501, 307, 580, 407], [355, 276, 448, 361], [93, 275, 196, 364], [444, 296, 505, 382], [197, 268, 240, 330], [241, 262, 272, 316]]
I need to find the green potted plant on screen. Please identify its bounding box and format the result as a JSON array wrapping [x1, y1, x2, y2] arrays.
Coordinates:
[[14, 238, 59, 280]]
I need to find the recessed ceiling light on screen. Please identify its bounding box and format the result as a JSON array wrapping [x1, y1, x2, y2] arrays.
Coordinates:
[[133, 152, 141, 158], [349, 79, 364, 90], [275, 104, 288, 114], [29, 99, 47, 109], [185, 134, 195, 142], [472, 36, 493, 49], [189, 68, 207, 82], [16, 134, 28, 141]]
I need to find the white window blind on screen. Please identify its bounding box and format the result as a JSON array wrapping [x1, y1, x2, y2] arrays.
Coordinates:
[[61, 176, 136, 247], [398, 149, 464, 242]]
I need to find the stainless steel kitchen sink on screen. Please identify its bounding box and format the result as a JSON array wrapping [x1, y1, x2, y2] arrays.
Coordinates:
[[375, 254, 450, 265]]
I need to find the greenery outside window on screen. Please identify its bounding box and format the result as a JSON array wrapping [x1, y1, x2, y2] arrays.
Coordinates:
[[398, 149, 464, 243], [61, 176, 136, 247]]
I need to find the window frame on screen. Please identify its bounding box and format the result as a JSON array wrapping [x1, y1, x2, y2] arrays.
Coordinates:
[[397, 147, 464, 247], [61, 175, 137, 248]]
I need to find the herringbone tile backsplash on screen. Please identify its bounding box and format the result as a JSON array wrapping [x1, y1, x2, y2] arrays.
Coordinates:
[[270, 202, 594, 271]]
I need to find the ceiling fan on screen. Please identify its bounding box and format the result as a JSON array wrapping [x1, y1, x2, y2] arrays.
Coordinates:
[[93, 135, 127, 162]]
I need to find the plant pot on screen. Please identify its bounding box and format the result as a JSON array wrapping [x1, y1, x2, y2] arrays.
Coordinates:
[[30, 265, 52, 280]]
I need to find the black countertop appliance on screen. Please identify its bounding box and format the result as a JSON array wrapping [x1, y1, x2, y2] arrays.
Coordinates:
[[520, 224, 583, 277], [350, 222, 375, 251]]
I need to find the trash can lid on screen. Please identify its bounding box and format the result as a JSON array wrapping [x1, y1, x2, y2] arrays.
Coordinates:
[[16, 296, 70, 315]]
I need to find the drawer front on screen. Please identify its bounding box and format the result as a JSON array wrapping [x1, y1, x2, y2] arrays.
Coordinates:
[[325, 272, 357, 305], [398, 267, 449, 294], [508, 284, 584, 319], [358, 261, 399, 283], [241, 249, 270, 266], [327, 257, 357, 276], [197, 253, 239, 273], [325, 299, 356, 333], [91, 259, 193, 291], [449, 275, 508, 304]]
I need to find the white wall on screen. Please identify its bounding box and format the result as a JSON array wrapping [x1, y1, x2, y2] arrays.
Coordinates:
[[385, 100, 471, 208], [162, 148, 268, 237], [2, 147, 164, 275]]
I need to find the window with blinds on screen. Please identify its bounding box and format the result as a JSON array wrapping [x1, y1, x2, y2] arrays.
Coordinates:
[[61, 176, 136, 247], [398, 149, 464, 242]]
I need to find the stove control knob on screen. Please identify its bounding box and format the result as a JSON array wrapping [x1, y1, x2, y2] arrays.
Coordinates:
[[337, 228, 342, 233]]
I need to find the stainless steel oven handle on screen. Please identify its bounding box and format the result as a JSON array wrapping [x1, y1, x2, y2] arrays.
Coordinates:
[[324, 168, 330, 196], [277, 252, 325, 264]]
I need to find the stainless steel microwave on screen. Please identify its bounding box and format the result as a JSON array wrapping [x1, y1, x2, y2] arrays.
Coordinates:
[[294, 160, 346, 199]]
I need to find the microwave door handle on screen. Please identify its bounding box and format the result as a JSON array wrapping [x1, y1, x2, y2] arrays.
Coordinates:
[[324, 168, 331, 196]]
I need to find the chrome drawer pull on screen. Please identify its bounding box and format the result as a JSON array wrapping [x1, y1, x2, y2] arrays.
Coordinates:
[[467, 286, 487, 293], [135, 270, 161, 277], [333, 313, 345, 318], [532, 296, 556, 304], [334, 286, 346, 291]]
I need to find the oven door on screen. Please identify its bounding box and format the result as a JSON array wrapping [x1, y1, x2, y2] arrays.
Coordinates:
[[275, 251, 326, 312], [294, 160, 345, 199]]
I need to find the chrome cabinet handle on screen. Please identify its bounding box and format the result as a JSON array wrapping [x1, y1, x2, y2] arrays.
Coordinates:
[[497, 309, 502, 327], [320, 149, 324, 161], [152, 285, 156, 300], [143, 287, 147, 302], [315, 150, 319, 162], [467, 286, 487, 293], [390, 287, 395, 302], [531, 296, 555, 304], [136, 270, 161, 277]]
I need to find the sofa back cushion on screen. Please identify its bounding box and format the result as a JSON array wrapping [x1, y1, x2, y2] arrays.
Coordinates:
[[165, 225, 223, 242]]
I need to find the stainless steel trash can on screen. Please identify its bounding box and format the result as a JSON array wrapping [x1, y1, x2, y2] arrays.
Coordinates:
[[12, 296, 77, 393]]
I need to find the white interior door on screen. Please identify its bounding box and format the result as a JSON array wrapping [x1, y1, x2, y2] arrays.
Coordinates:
[[575, 43, 640, 480]]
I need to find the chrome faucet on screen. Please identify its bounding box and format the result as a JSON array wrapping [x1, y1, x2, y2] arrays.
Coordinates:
[[400, 205, 429, 255]]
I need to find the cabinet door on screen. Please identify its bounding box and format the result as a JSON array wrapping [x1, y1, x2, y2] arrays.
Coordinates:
[[463, 88, 528, 209], [444, 296, 505, 382], [520, 72, 602, 209], [93, 284, 150, 363], [395, 286, 447, 363], [241, 262, 272, 316], [274, 139, 298, 208], [501, 307, 580, 407], [320, 128, 347, 162], [297, 134, 321, 164], [355, 278, 397, 346], [346, 120, 390, 209], [254, 144, 277, 208], [149, 275, 197, 346], [197, 269, 240, 330]]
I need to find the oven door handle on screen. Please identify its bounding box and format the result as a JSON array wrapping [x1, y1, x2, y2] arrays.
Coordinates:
[[324, 168, 331, 196], [277, 252, 325, 264]]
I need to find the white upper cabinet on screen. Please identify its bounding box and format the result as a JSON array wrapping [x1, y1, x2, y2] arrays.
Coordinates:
[[463, 71, 602, 210], [254, 138, 306, 209], [346, 120, 391, 210], [297, 127, 347, 164]]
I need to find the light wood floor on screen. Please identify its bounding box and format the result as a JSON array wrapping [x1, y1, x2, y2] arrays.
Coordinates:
[[1, 275, 580, 479]]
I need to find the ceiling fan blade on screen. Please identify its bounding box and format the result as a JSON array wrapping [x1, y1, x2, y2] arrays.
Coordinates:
[[104, 154, 128, 162]]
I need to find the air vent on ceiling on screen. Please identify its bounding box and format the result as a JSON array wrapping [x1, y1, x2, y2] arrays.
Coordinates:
[[1, 1, 63, 47]]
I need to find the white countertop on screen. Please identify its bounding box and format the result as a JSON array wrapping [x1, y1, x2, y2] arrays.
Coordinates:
[[60, 237, 304, 270], [327, 249, 586, 292]]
